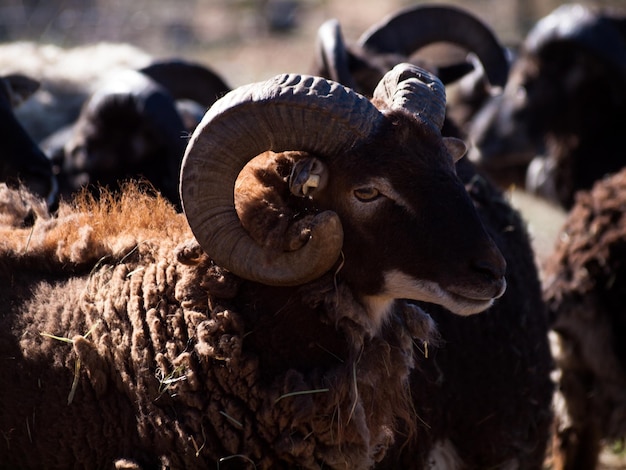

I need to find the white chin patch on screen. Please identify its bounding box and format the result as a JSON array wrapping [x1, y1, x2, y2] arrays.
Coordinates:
[[361, 271, 496, 331], [427, 440, 464, 469], [426, 440, 519, 470], [383, 270, 495, 316]]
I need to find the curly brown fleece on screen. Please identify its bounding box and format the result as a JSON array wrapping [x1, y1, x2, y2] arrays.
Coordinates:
[[0, 183, 434, 469], [543, 168, 626, 469]]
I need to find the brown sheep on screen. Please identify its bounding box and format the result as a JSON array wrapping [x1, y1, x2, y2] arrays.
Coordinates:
[[543, 168, 626, 470], [0, 65, 506, 469]]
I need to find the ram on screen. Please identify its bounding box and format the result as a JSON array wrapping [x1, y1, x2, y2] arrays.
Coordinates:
[[311, 4, 510, 135], [0, 73, 57, 207], [468, 3, 626, 204], [0, 64, 506, 469]]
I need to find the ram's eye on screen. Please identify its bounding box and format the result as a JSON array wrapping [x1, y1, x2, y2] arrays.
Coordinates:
[[354, 187, 380, 202]]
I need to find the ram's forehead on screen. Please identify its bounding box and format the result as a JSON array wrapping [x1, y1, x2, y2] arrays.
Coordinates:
[[351, 126, 448, 161], [347, 141, 454, 178]]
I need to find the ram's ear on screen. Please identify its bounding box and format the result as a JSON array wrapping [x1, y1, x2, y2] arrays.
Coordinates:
[[443, 137, 467, 163], [289, 157, 329, 197]]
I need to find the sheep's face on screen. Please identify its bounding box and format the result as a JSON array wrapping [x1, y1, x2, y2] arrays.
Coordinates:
[[509, 46, 614, 137], [467, 55, 540, 172], [526, 44, 623, 137], [469, 42, 623, 172], [62, 71, 187, 204], [327, 115, 506, 321], [64, 94, 155, 178], [237, 112, 506, 324]]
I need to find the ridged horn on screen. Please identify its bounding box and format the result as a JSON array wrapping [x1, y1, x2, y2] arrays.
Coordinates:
[[315, 18, 357, 89], [180, 73, 384, 286], [373, 63, 446, 133], [358, 4, 509, 88]]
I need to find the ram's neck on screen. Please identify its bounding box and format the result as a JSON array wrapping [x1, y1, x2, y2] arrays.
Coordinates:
[[230, 281, 345, 377]]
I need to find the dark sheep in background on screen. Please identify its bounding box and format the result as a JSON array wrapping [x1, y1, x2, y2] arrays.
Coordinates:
[[139, 58, 232, 132], [0, 41, 232, 208], [0, 73, 57, 206], [45, 68, 188, 207], [543, 168, 626, 470], [42, 59, 231, 208], [0, 41, 153, 143], [468, 3, 626, 205], [0, 65, 507, 469]]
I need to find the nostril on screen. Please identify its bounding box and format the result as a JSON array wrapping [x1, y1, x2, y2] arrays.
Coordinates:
[[472, 258, 506, 281], [472, 258, 507, 298]]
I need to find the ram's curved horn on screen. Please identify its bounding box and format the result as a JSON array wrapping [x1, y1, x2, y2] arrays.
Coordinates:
[[180, 74, 384, 286], [358, 4, 509, 88], [315, 19, 357, 90], [373, 63, 446, 133]]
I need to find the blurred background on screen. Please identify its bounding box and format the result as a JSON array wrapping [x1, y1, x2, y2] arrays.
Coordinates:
[[1, 0, 625, 86]]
